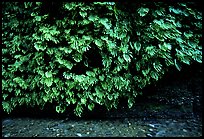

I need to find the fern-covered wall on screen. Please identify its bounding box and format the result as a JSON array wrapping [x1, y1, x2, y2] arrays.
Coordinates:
[[2, 2, 202, 117]]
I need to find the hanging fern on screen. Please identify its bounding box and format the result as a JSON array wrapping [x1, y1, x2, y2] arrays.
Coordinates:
[[2, 2, 202, 117]]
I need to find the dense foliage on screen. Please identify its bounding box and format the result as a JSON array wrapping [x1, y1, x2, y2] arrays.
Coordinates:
[[2, 2, 202, 116]]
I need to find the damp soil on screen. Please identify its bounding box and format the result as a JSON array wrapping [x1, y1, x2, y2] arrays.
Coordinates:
[[2, 64, 202, 137], [2, 90, 202, 138], [2, 116, 202, 137]]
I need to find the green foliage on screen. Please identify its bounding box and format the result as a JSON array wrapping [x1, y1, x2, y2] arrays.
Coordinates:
[[2, 2, 202, 117]]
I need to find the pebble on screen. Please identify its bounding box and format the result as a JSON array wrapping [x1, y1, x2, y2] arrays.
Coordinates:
[[76, 133, 82, 137], [149, 128, 154, 132], [4, 133, 11, 137], [57, 123, 65, 129], [149, 124, 155, 128], [165, 120, 170, 124], [105, 131, 112, 136], [140, 128, 146, 132], [183, 129, 188, 132], [33, 134, 39, 137], [146, 133, 153, 137], [110, 127, 115, 130], [156, 130, 166, 137], [52, 128, 59, 132], [64, 129, 69, 134]]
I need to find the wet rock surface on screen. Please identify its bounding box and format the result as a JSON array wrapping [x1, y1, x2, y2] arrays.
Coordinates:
[[2, 64, 202, 137]]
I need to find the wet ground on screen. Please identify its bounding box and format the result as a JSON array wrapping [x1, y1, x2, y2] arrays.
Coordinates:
[[2, 92, 202, 138], [2, 116, 202, 137], [2, 64, 202, 137]]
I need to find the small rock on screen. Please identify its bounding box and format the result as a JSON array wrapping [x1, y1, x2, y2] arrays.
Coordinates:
[[156, 130, 166, 137], [149, 124, 155, 128], [33, 134, 39, 137], [149, 128, 154, 132], [4, 133, 11, 137], [64, 129, 68, 134], [86, 132, 90, 135], [56, 133, 60, 136], [146, 133, 153, 137], [105, 131, 113, 136], [52, 128, 57, 132], [165, 120, 170, 124], [183, 129, 188, 132], [76, 133, 82, 137], [140, 129, 146, 132]]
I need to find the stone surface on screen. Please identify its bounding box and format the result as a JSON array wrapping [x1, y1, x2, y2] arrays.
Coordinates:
[[146, 133, 153, 137], [156, 130, 166, 137]]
